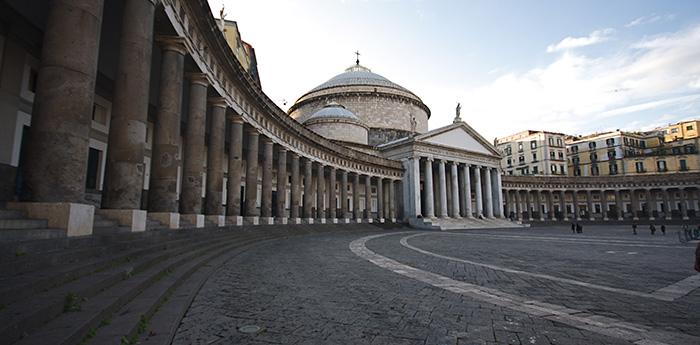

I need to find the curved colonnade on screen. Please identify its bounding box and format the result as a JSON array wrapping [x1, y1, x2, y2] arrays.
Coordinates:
[[502, 173, 700, 222]]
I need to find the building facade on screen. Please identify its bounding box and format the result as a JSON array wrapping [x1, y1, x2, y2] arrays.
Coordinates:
[[495, 130, 567, 176]]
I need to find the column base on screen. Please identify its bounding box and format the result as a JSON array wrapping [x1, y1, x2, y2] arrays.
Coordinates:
[[148, 212, 180, 229], [632, 216, 639, 221], [588, 217, 595, 221], [302, 218, 314, 224], [330, 218, 338, 224], [603, 217, 609, 221], [8, 202, 95, 237], [539, 217, 545, 221], [275, 217, 288, 225], [649, 216, 655, 221], [244, 216, 260, 225], [341, 218, 350, 224], [365, 218, 374, 223], [391, 218, 397, 223], [665, 216, 672, 220], [682, 216, 690, 220], [181, 214, 205, 228], [226, 216, 243, 226], [97, 209, 147, 232], [206, 215, 225, 227], [563, 217, 569, 221], [288, 218, 301, 224], [617, 217, 624, 221], [355, 218, 363, 223], [259, 217, 275, 225], [378, 218, 385, 223], [315, 218, 327, 224]]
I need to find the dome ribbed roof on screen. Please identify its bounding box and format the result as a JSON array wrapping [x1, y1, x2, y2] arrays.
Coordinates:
[[305, 102, 361, 122], [308, 63, 412, 94]]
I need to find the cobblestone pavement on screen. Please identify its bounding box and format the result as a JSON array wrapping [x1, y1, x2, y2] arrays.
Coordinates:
[[172, 225, 700, 345]]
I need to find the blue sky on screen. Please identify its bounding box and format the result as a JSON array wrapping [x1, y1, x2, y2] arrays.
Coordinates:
[[208, 0, 700, 140]]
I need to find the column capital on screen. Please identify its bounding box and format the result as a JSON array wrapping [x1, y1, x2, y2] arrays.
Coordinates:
[[207, 97, 228, 108], [425, 156, 434, 162], [155, 35, 187, 55], [246, 127, 260, 135], [186, 72, 209, 86], [231, 114, 244, 124], [261, 136, 274, 145], [278, 146, 288, 153]]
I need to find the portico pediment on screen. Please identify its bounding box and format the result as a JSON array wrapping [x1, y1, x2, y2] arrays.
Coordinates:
[[415, 122, 500, 157]]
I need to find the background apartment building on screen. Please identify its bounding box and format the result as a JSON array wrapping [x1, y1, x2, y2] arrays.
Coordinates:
[[495, 130, 568, 176]]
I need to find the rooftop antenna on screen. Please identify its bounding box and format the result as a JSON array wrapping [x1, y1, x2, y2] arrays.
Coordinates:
[[354, 50, 361, 65]]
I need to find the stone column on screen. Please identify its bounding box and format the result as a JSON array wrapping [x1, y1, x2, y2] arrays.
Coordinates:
[[244, 128, 260, 222], [102, 0, 155, 214], [646, 189, 656, 220], [364, 175, 373, 221], [614, 189, 623, 220], [340, 170, 349, 221], [450, 162, 460, 218], [483, 167, 494, 218], [463, 164, 473, 218], [204, 98, 227, 226], [437, 160, 448, 218], [602, 190, 609, 221], [662, 188, 671, 220], [353, 173, 361, 221], [329, 167, 337, 221], [586, 190, 594, 221], [303, 159, 313, 222], [389, 180, 396, 221], [260, 138, 274, 224], [474, 166, 483, 217], [377, 177, 385, 222], [424, 158, 435, 218], [525, 190, 533, 221], [546, 191, 554, 220], [24, 0, 105, 204], [503, 189, 511, 219], [559, 190, 567, 221], [275, 147, 288, 223], [289, 153, 301, 223], [572, 191, 580, 221], [405, 157, 421, 219], [536, 190, 544, 221], [180, 73, 208, 226], [515, 190, 523, 221], [316, 163, 325, 221], [494, 169, 504, 218], [148, 37, 186, 220], [226, 115, 244, 225], [680, 188, 689, 220], [630, 189, 639, 221]]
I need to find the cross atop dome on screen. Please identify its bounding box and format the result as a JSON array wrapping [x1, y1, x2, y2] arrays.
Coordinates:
[[354, 50, 360, 65]]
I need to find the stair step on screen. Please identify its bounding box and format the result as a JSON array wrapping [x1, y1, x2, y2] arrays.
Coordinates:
[[0, 219, 49, 230], [13, 238, 235, 345], [0, 228, 65, 242], [93, 219, 118, 228], [0, 209, 26, 219], [0, 233, 239, 344]]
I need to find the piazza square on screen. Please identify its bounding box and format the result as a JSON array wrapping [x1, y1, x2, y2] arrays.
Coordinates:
[[0, 1, 698, 344]]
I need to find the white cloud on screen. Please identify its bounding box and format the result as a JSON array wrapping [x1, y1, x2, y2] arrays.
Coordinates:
[[430, 24, 700, 139], [546, 28, 614, 53], [625, 14, 675, 28]]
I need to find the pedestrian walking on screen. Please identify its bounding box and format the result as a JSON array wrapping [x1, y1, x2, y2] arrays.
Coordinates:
[[632, 223, 637, 235], [576, 223, 583, 234], [571, 222, 576, 234], [661, 224, 666, 235], [650, 223, 656, 235]]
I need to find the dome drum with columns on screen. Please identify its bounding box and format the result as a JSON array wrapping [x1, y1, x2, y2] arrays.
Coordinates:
[[302, 102, 369, 145], [289, 63, 430, 146]]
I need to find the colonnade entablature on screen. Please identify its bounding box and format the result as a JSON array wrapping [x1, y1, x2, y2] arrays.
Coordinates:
[[165, 0, 403, 180]]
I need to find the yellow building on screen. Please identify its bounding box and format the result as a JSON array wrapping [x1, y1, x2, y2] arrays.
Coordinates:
[[565, 130, 657, 176], [218, 18, 261, 86], [662, 119, 699, 142], [623, 137, 699, 174]]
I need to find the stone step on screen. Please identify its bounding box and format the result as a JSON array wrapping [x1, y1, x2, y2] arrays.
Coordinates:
[[13, 235, 245, 345], [0, 232, 240, 344], [0, 209, 25, 219], [0, 228, 66, 242], [0, 218, 49, 230], [87, 235, 272, 345]]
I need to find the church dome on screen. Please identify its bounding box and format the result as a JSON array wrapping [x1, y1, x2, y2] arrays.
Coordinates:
[[305, 102, 361, 123], [308, 64, 414, 95]]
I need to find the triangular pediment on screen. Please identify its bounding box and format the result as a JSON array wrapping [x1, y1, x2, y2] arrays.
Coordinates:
[[416, 122, 500, 157]]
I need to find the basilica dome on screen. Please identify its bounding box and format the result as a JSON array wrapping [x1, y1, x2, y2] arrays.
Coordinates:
[[303, 102, 368, 145], [289, 62, 430, 146]]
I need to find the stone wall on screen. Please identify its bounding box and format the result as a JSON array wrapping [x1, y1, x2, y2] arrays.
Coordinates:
[[306, 120, 368, 145], [369, 128, 413, 147]]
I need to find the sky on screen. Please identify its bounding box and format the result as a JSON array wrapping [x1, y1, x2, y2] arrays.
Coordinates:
[[207, 0, 700, 141]]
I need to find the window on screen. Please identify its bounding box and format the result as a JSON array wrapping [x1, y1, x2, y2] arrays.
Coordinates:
[[574, 167, 581, 176], [28, 68, 38, 93], [687, 125, 694, 131], [672, 147, 681, 154], [558, 151, 564, 159], [588, 142, 596, 149], [591, 165, 599, 176], [609, 163, 618, 175], [571, 145, 578, 153], [508, 170, 513, 175], [557, 138, 563, 146], [532, 153, 537, 161], [635, 161, 645, 173], [657, 160, 667, 172], [640, 141, 646, 148], [550, 151, 555, 159], [607, 150, 616, 159], [560, 165, 565, 174], [505, 146, 512, 155], [624, 137, 629, 145], [590, 152, 598, 161], [518, 143, 523, 152], [86, 148, 101, 190], [680, 159, 688, 171], [506, 158, 512, 166], [549, 137, 554, 146], [518, 155, 525, 163], [571, 156, 580, 165], [683, 145, 695, 154], [532, 166, 539, 174], [671, 128, 678, 133], [530, 140, 537, 149], [550, 164, 557, 173], [605, 138, 615, 146]]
